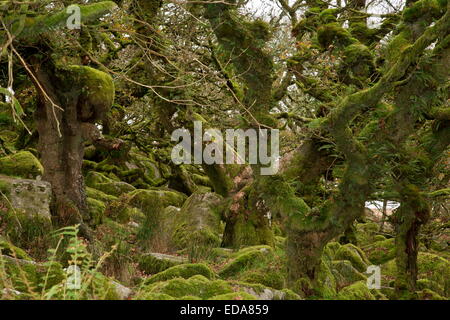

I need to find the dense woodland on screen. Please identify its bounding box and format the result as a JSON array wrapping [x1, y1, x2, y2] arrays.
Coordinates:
[[0, 0, 449, 300]]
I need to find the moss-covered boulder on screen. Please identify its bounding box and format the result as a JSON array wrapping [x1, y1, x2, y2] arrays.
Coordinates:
[[0, 176, 52, 237], [137, 275, 232, 300], [381, 251, 450, 298], [334, 243, 370, 273], [0, 151, 43, 178], [103, 198, 137, 224], [331, 260, 367, 290], [137, 275, 297, 301], [0, 255, 65, 294], [171, 192, 223, 258], [85, 171, 113, 186], [417, 252, 450, 297], [138, 253, 187, 275], [416, 289, 446, 300], [336, 281, 377, 300], [134, 292, 174, 300], [86, 186, 118, 203], [325, 241, 342, 258], [86, 171, 137, 197], [4, 177, 52, 220], [0, 237, 31, 260], [365, 238, 395, 265], [209, 291, 257, 300], [316, 255, 338, 298], [355, 222, 380, 246], [65, 64, 115, 122], [129, 152, 161, 181], [87, 197, 106, 225], [219, 246, 274, 278], [228, 281, 301, 300], [144, 263, 215, 285], [92, 181, 136, 197], [416, 279, 445, 297], [128, 189, 187, 211], [213, 245, 286, 290], [240, 270, 285, 290]]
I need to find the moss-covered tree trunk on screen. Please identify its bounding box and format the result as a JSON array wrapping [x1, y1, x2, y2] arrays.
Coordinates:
[[32, 60, 114, 233], [393, 186, 430, 299], [200, 0, 278, 248]]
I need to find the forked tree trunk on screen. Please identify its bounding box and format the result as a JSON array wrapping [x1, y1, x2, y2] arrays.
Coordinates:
[[34, 67, 89, 227], [31, 60, 115, 235]]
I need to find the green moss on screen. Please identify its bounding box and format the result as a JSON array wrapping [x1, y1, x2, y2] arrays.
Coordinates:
[[240, 271, 284, 290], [319, 9, 339, 24], [403, 0, 447, 22], [179, 295, 202, 300], [87, 197, 106, 226], [12, 2, 117, 42], [228, 281, 297, 300], [339, 43, 374, 84], [85, 171, 112, 186], [373, 235, 387, 242], [280, 288, 301, 300], [416, 289, 446, 300], [130, 153, 161, 181], [169, 192, 222, 259], [91, 181, 136, 197], [64, 65, 115, 122], [275, 236, 286, 249], [384, 29, 412, 65], [325, 241, 341, 258], [134, 292, 174, 300], [141, 275, 232, 300], [417, 252, 450, 297], [138, 253, 185, 275], [291, 277, 314, 298], [316, 256, 337, 298], [231, 245, 274, 257], [144, 264, 215, 285], [37, 261, 65, 290], [86, 186, 118, 203], [336, 281, 377, 300], [128, 189, 187, 210], [0, 178, 12, 197], [104, 199, 134, 224], [417, 279, 445, 297], [209, 291, 256, 300], [331, 260, 367, 289], [224, 211, 274, 248], [217, 246, 286, 290], [191, 174, 211, 187], [82, 160, 98, 171], [0, 238, 31, 260], [355, 222, 380, 246], [0, 151, 43, 178], [334, 244, 369, 273], [0, 255, 39, 293], [0, 256, 65, 294], [365, 238, 395, 265], [219, 248, 270, 278], [0, 208, 52, 251], [317, 23, 357, 49], [89, 272, 122, 300]]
